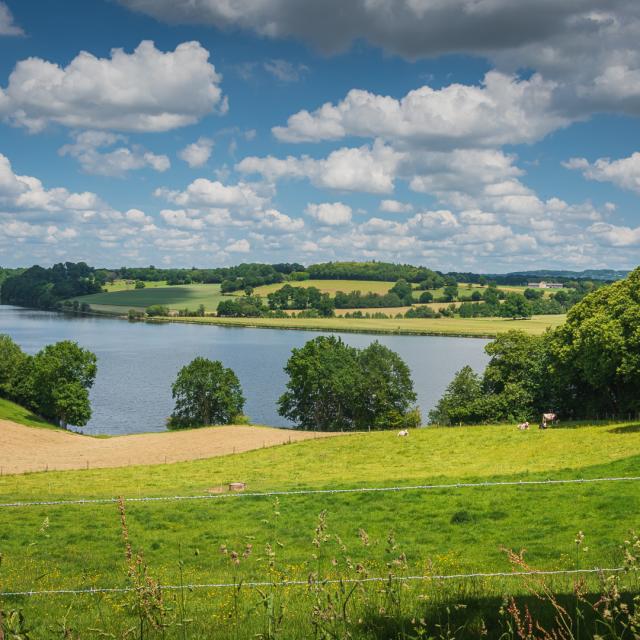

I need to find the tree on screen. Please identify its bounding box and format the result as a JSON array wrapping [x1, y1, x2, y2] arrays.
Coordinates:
[[30, 341, 97, 427], [548, 266, 640, 416], [501, 293, 531, 319], [134, 280, 146, 289], [471, 291, 482, 302], [356, 341, 419, 430], [419, 291, 433, 303], [389, 279, 414, 305], [168, 358, 245, 429], [428, 366, 483, 425], [278, 336, 419, 431], [0, 334, 26, 399], [52, 382, 92, 428], [278, 336, 360, 430], [442, 285, 458, 302]]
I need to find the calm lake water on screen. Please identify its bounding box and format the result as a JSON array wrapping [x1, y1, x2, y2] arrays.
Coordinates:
[[0, 305, 490, 435]]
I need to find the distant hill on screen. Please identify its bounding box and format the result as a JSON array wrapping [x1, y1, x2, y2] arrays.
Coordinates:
[[496, 269, 629, 282]]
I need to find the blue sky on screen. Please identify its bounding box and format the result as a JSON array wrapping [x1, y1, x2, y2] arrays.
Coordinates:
[[1, 0, 639, 272]]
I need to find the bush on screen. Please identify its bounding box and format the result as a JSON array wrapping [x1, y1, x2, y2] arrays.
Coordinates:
[[146, 305, 170, 317]]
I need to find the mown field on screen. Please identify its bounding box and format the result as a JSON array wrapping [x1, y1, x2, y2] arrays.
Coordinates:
[[73, 283, 225, 312], [1, 419, 639, 637], [159, 313, 566, 336]]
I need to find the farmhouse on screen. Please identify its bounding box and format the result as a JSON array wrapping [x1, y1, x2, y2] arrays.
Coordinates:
[[527, 281, 564, 289]]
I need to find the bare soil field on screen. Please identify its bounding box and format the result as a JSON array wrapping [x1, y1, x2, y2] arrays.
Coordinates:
[[0, 420, 337, 475]]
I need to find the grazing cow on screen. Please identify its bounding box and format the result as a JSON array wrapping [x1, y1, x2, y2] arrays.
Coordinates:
[[541, 412, 559, 428], [517, 421, 530, 430], [397, 429, 409, 437]]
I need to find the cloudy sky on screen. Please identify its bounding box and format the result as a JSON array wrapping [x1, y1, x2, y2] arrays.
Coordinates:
[[1, 0, 639, 271]]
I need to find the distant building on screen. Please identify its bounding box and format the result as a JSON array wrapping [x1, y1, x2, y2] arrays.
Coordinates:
[[527, 281, 564, 289]]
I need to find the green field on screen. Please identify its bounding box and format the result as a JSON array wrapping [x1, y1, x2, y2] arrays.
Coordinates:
[[1, 418, 639, 637], [158, 313, 566, 337], [73, 283, 225, 312]]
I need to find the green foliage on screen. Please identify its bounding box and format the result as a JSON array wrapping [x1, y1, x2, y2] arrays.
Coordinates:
[[134, 280, 146, 289], [442, 285, 458, 302], [217, 295, 266, 317], [278, 336, 419, 431], [307, 261, 440, 283], [1, 262, 102, 309], [334, 290, 405, 308], [433, 266, 640, 424], [419, 291, 434, 303], [428, 366, 484, 425], [168, 357, 245, 429], [389, 278, 414, 305], [549, 266, 640, 416], [30, 341, 97, 427], [145, 304, 170, 317], [267, 285, 335, 316], [0, 334, 26, 398], [0, 336, 97, 428], [500, 293, 532, 319]]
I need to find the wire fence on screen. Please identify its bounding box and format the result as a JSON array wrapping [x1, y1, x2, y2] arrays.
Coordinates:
[[2, 566, 636, 598], [2, 475, 640, 509]]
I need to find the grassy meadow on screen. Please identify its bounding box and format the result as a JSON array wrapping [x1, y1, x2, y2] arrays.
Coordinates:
[[1, 421, 639, 637]]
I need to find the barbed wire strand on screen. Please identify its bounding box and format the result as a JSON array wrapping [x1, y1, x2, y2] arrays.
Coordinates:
[[2, 475, 640, 509], [1, 566, 634, 598]]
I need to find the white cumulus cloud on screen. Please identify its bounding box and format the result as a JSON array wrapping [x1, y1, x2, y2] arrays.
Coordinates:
[[306, 202, 352, 226], [179, 137, 214, 167], [237, 141, 402, 194], [59, 130, 170, 177], [564, 152, 640, 194], [0, 41, 225, 133]]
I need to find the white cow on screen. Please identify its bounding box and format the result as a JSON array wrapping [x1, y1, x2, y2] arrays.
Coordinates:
[[397, 429, 409, 437], [517, 421, 530, 431], [541, 412, 559, 428]]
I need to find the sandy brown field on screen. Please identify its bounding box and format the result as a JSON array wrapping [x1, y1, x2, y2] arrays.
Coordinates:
[[0, 420, 338, 475]]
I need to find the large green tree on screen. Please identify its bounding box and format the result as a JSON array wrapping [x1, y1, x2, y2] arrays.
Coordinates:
[[278, 336, 420, 431], [30, 341, 97, 427], [168, 358, 245, 429], [549, 266, 640, 416]]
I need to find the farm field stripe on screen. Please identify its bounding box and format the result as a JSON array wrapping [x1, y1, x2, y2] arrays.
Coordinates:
[[1, 567, 635, 598], [2, 475, 640, 508]]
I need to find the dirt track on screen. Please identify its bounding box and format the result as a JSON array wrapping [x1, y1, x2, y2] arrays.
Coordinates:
[[0, 420, 336, 475]]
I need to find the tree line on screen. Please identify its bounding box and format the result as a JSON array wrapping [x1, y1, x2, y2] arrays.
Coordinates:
[[1, 263, 103, 309], [430, 266, 640, 424]]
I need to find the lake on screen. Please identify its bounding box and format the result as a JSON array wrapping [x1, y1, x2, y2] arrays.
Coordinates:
[[0, 305, 490, 435]]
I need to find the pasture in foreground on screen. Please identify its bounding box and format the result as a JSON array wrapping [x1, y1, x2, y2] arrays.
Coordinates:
[[1, 420, 639, 637]]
